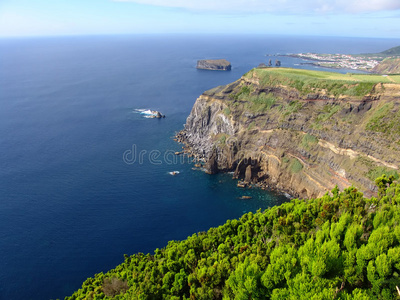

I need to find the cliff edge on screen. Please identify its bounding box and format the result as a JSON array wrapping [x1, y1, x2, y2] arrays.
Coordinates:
[[178, 68, 400, 198]]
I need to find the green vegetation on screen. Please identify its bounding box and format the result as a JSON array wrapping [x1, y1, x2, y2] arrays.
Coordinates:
[[247, 121, 256, 131], [366, 102, 400, 139], [230, 85, 251, 100], [247, 93, 277, 113], [230, 86, 277, 113], [380, 46, 400, 56], [366, 166, 399, 182], [346, 82, 376, 97], [366, 103, 393, 132], [301, 134, 319, 150], [316, 104, 341, 123], [281, 100, 303, 116], [356, 156, 399, 181], [218, 134, 227, 145], [66, 177, 400, 300], [290, 158, 304, 173], [354, 45, 400, 60], [312, 104, 341, 129], [252, 68, 393, 83], [250, 68, 399, 98], [223, 107, 231, 116], [388, 74, 400, 83]]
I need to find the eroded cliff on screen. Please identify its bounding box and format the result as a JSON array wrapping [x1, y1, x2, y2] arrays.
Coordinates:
[[178, 68, 400, 198]]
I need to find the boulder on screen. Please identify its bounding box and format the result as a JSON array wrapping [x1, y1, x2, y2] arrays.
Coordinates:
[[237, 181, 247, 188]]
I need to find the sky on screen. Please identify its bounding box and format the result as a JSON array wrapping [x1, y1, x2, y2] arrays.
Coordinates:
[[0, 0, 399, 38]]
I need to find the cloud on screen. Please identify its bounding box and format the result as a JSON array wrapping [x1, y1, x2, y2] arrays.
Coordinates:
[[114, 0, 400, 14]]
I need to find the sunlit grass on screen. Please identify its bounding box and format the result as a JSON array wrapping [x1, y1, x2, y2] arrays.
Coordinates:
[[254, 68, 397, 83], [388, 75, 400, 83], [249, 68, 400, 98]]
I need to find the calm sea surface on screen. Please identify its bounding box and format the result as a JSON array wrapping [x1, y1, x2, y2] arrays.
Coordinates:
[[1, 34, 399, 300]]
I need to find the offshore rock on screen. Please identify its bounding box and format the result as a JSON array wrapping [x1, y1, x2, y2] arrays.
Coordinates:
[[197, 59, 232, 71], [155, 111, 165, 118]]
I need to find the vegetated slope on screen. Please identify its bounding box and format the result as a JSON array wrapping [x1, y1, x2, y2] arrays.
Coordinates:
[[370, 46, 400, 74], [373, 58, 400, 75], [358, 45, 400, 60], [178, 68, 400, 199], [66, 176, 400, 300], [380, 46, 400, 57]]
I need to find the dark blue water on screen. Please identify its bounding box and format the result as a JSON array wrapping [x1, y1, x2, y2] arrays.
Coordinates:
[[1, 34, 400, 300]]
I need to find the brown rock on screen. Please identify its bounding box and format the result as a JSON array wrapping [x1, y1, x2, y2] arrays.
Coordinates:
[[205, 150, 219, 174], [245, 165, 252, 183], [237, 181, 247, 188]]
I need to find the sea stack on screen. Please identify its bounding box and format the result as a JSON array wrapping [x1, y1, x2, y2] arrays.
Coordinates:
[[197, 59, 232, 71]]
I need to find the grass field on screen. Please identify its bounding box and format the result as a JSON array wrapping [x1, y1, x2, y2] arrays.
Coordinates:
[[248, 68, 400, 97], [253, 68, 400, 83], [388, 75, 400, 83]]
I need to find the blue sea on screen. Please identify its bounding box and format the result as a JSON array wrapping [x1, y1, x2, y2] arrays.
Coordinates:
[[1, 34, 399, 300]]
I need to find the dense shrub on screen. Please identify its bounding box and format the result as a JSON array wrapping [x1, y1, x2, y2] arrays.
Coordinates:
[[66, 176, 400, 300]]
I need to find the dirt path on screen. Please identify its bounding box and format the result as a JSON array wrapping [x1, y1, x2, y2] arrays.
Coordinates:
[[387, 76, 396, 83]]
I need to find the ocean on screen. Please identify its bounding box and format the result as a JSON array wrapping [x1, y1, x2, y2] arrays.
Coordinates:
[[1, 34, 399, 300]]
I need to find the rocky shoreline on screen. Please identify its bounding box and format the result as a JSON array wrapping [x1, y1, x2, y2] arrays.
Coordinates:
[[175, 130, 294, 198]]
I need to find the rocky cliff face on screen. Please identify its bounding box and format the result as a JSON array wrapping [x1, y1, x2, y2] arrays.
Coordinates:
[[178, 68, 400, 198]]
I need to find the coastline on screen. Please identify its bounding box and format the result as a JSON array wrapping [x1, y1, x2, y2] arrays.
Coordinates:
[[175, 130, 295, 199], [280, 53, 379, 72]]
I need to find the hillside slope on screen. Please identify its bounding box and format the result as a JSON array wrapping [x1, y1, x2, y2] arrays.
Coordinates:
[[66, 177, 400, 299], [178, 68, 400, 199], [380, 46, 400, 56], [373, 58, 400, 74]]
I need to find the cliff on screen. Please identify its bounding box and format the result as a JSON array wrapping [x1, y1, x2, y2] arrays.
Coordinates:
[[196, 59, 231, 71], [178, 68, 400, 198]]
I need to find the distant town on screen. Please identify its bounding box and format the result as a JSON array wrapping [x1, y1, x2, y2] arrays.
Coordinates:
[[285, 53, 380, 71]]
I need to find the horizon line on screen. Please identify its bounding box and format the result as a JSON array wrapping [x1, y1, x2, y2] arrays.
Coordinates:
[[1, 32, 400, 40]]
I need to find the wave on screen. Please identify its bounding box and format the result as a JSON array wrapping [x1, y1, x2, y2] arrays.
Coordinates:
[[134, 108, 155, 114], [168, 171, 180, 176], [134, 108, 158, 117]]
